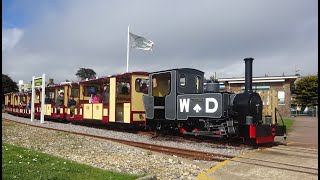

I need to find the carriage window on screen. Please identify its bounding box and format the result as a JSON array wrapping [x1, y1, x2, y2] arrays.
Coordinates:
[[135, 78, 149, 94], [46, 92, 55, 99], [196, 76, 202, 93], [45, 92, 53, 104], [57, 89, 64, 97], [84, 86, 97, 96], [103, 85, 110, 103], [117, 82, 130, 95], [180, 74, 186, 87], [49, 92, 55, 99], [71, 88, 79, 97]]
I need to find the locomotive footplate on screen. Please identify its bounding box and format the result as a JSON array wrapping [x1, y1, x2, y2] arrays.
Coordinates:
[[239, 124, 286, 144]]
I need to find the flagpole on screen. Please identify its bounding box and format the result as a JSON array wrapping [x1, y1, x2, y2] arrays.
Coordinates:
[[126, 26, 130, 72]]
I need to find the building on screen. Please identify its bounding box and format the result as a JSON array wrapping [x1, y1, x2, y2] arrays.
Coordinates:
[[218, 75, 299, 118]]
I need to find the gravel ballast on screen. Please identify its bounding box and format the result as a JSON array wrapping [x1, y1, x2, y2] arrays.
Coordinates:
[[2, 113, 256, 179]]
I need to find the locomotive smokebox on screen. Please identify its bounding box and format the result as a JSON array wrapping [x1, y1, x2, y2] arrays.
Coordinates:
[[232, 57, 263, 124], [244, 57, 254, 92]]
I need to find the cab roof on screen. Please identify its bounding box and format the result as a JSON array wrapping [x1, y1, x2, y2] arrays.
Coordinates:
[[149, 68, 204, 74]]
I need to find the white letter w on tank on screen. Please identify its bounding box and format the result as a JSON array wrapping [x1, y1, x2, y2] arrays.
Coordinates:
[[180, 98, 190, 112]]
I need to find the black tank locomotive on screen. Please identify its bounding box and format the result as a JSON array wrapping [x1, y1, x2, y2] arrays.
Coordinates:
[[143, 58, 286, 144]]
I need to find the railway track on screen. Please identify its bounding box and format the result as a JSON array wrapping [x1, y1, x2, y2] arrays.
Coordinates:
[[3, 119, 235, 162], [63, 119, 256, 149]]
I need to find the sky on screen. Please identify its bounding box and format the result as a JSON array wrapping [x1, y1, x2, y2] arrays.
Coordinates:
[[2, 0, 318, 84]]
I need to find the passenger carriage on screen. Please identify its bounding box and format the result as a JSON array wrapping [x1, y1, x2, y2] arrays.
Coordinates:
[[4, 71, 149, 127], [69, 77, 107, 121], [48, 83, 71, 120], [13, 93, 24, 115], [17, 92, 31, 117], [5, 92, 31, 117], [4, 93, 13, 114], [68, 72, 149, 125]]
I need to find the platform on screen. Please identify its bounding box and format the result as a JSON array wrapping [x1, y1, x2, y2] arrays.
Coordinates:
[[198, 117, 318, 180]]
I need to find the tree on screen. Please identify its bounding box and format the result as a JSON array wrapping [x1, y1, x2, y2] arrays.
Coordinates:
[[294, 75, 318, 106], [209, 75, 215, 81], [2, 74, 19, 103], [75, 68, 96, 80], [209, 72, 218, 82]]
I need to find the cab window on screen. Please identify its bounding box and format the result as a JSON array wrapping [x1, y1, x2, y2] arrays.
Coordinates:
[[180, 74, 186, 87], [196, 76, 202, 93], [152, 73, 171, 97]]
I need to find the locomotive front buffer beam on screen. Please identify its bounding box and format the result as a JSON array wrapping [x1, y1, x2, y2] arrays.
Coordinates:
[[238, 123, 286, 144]]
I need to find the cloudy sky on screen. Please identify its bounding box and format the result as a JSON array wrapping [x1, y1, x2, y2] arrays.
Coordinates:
[[2, 0, 318, 84]]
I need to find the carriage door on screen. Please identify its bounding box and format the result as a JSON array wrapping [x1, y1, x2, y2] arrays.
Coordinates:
[[109, 76, 131, 123], [117, 80, 130, 122]]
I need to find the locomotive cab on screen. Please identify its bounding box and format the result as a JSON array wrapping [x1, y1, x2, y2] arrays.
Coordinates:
[[143, 68, 204, 121], [144, 68, 233, 136]]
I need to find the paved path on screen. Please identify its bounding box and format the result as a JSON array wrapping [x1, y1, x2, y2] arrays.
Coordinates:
[[286, 117, 318, 149], [198, 117, 318, 180]]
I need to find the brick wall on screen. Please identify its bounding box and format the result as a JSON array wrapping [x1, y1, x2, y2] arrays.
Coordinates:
[[222, 80, 294, 118]]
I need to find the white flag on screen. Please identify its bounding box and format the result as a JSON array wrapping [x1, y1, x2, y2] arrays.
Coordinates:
[[130, 32, 154, 51]]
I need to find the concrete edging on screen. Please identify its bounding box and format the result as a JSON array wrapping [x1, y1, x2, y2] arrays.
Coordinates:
[[197, 148, 269, 180], [136, 174, 157, 180]]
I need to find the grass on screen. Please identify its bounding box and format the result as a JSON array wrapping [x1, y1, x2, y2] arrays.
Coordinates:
[[282, 118, 294, 132], [2, 142, 141, 180]]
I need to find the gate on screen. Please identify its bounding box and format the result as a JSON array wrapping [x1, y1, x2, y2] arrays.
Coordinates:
[[292, 105, 318, 117], [232, 89, 279, 124]]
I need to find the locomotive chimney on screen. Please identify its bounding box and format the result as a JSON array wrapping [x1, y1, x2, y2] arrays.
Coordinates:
[[244, 57, 254, 92]]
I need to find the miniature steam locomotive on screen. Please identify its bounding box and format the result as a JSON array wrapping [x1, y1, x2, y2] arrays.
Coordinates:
[[143, 58, 286, 144]]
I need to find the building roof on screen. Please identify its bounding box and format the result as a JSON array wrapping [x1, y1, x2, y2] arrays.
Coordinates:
[[218, 75, 299, 84]]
